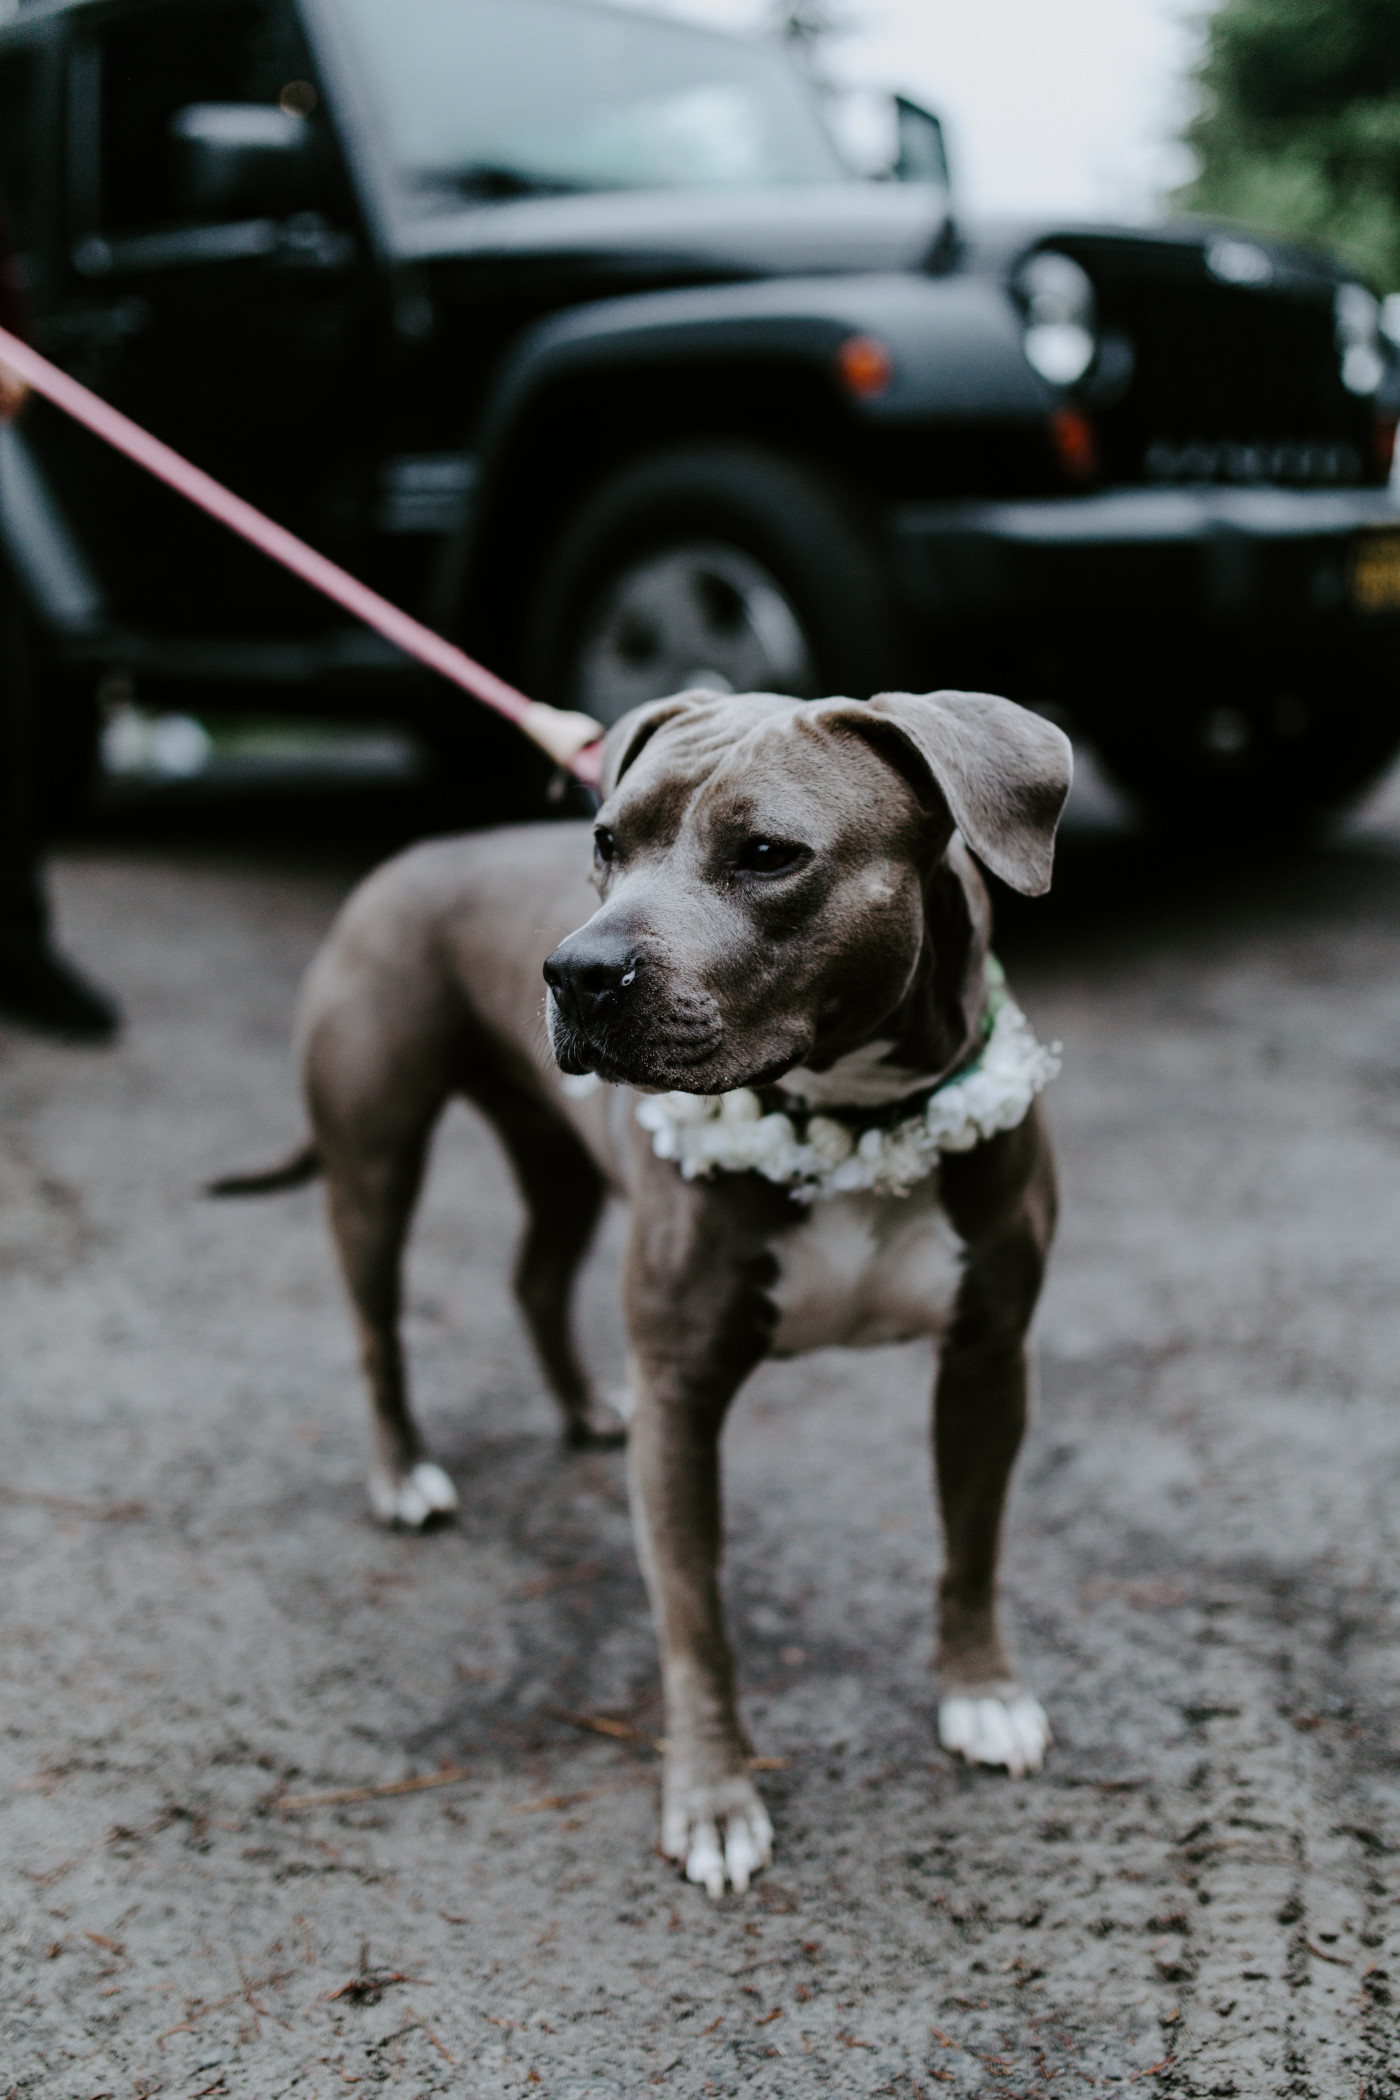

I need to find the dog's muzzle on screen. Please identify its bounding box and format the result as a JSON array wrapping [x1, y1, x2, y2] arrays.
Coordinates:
[[544, 928, 729, 1085]]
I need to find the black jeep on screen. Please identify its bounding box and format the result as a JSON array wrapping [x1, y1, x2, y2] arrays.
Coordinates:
[[4, 0, 1400, 826]]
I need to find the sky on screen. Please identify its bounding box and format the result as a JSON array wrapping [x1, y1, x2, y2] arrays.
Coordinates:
[[647, 0, 1204, 224]]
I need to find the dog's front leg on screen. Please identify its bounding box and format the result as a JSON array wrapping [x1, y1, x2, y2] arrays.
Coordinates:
[[931, 1123, 1055, 1775], [622, 1169, 784, 1897], [628, 1376, 771, 1897], [933, 1328, 1050, 1776]]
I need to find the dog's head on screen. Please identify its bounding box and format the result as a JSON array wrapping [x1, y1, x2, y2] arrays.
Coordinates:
[[544, 688, 1071, 1094]]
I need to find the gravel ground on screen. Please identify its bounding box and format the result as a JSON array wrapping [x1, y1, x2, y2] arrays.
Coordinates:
[[3, 761, 1400, 2099]]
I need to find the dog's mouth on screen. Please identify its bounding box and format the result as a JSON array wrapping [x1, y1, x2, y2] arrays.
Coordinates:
[[549, 1013, 720, 1092], [547, 993, 805, 1096]]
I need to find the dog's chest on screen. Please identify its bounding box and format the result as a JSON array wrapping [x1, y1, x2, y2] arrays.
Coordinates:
[[767, 1178, 966, 1356]]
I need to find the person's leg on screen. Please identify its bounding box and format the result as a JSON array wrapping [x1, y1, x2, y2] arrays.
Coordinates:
[[0, 557, 119, 1040]]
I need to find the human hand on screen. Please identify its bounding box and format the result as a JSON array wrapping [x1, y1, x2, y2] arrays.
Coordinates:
[[0, 360, 28, 421]]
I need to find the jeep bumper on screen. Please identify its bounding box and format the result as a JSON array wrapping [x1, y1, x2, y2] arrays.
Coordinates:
[[890, 484, 1400, 624]]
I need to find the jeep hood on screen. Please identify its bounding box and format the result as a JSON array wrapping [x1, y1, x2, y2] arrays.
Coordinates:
[[394, 183, 954, 279]]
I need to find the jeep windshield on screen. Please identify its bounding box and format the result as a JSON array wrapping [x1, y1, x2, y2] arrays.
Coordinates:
[[338, 0, 846, 206]]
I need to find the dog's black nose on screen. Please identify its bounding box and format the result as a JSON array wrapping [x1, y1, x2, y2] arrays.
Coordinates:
[[543, 939, 639, 1029]]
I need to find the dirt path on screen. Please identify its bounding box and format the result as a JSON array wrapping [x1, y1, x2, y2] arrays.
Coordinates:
[[3, 776, 1400, 2097]]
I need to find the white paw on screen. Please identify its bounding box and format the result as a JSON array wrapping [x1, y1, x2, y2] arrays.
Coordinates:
[[661, 1776, 773, 1899], [368, 1461, 459, 1529], [939, 1688, 1049, 1776], [608, 1383, 637, 1425]]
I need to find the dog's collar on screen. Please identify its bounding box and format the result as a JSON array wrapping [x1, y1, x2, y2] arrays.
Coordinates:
[[633, 959, 1061, 1201]]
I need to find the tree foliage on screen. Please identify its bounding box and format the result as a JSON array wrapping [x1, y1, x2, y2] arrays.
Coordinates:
[[1181, 0, 1400, 288]]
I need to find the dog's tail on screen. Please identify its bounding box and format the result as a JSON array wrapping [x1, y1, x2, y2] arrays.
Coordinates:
[[205, 1141, 321, 1198]]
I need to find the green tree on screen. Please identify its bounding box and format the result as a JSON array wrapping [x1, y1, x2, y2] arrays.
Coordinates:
[[1181, 0, 1400, 289]]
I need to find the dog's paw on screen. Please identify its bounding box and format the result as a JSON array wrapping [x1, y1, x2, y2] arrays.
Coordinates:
[[661, 1774, 773, 1899], [939, 1687, 1049, 1776], [368, 1461, 459, 1529], [564, 1389, 629, 1449]]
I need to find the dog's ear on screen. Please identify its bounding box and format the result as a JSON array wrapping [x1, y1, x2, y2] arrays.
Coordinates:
[[598, 694, 704, 799], [818, 690, 1073, 895]]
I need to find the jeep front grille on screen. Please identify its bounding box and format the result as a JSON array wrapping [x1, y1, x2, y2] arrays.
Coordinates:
[[1052, 234, 1384, 490]]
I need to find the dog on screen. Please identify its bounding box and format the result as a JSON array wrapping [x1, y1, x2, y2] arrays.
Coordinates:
[[219, 687, 1071, 1896]]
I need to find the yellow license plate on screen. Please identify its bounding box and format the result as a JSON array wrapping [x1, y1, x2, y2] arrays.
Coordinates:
[[1352, 531, 1400, 612]]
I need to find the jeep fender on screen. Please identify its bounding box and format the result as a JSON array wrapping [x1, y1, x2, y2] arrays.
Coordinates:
[[463, 272, 1054, 635]]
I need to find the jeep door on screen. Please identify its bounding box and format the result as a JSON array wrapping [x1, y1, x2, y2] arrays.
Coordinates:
[[44, 0, 375, 637]]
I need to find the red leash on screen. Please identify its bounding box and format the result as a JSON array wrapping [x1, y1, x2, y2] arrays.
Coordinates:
[[0, 324, 604, 785]]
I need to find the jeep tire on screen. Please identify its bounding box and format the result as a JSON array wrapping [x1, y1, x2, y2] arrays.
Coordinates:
[[530, 443, 910, 728]]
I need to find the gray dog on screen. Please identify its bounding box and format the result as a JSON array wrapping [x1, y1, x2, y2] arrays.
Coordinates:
[[224, 687, 1071, 1896]]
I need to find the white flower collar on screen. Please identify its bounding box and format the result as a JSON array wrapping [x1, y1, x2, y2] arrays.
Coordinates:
[[631, 960, 1059, 1201]]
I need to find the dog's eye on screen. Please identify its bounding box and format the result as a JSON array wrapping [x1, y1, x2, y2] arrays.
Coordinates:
[[735, 837, 808, 876], [593, 827, 617, 867]]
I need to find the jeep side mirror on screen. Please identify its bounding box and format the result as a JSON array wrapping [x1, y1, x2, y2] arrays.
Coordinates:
[[894, 98, 949, 188], [170, 104, 315, 219], [825, 89, 951, 193]]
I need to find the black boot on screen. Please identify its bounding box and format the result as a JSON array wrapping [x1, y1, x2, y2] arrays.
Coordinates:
[[0, 932, 120, 1042]]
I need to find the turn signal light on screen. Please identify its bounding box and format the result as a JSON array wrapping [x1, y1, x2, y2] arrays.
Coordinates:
[[1373, 414, 1397, 476], [1050, 406, 1098, 482], [837, 333, 894, 399]]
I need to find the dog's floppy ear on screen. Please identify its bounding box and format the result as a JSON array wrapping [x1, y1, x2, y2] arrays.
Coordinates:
[[598, 694, 703, 799], [819, 690, 1073, 895]]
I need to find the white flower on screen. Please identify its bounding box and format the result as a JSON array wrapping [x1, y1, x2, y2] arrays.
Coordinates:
[[806, 1115, 854, 1167], [720, 1089, 763, 1124], [658, 1090, 711, 1124]]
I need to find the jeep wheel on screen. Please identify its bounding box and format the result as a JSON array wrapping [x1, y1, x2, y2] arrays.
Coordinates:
[[1091, 676, 1400, 837], [531, 444, 908, 727]]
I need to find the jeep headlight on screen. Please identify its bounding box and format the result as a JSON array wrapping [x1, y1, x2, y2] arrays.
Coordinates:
[[1015, 250, 1097, 387], [1336, 282, 1385, 396]]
